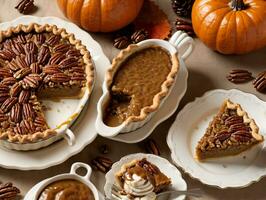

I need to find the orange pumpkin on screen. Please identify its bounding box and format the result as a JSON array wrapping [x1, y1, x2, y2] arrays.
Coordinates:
[[192, 0, 266, 54], [57, 0, 144, 32]]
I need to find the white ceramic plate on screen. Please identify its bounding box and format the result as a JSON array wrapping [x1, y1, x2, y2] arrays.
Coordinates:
[[0, 16, 110, 170], [104, 153, 187, 199], [107, 58, 188, 143], [167, 89, 266, 188]]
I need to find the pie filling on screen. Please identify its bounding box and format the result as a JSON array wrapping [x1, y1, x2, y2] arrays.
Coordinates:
[[0, 26, 89, 143], [104, 46, 172, 127], [115, 158, 171, 199], [38, 179, 95, 200], [195, 100, 264, 161]]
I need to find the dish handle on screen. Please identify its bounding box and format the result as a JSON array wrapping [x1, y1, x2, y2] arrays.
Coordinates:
[[169, 31, 194, 60], [62, 128, 76, 146], [70, 162, 92, 181]]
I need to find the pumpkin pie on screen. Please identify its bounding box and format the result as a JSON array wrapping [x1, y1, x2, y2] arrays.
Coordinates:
[[195, 99, 264, 161], [104, 45, 179, 127], [115, 158, 171, 199], [0, 23, 94, 144]]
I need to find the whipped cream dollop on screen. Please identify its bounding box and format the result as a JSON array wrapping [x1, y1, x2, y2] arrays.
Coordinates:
[[122, 173, 156, 200]]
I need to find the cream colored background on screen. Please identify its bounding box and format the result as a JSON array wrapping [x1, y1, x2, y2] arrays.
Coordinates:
[[0, 0, 266, 199]]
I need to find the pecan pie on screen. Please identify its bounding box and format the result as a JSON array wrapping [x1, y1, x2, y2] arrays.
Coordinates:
[[0, 23, 94, 144], [115, 158, 171, 199], [195, 100, 264, 161], [104, 45, 179, 127]]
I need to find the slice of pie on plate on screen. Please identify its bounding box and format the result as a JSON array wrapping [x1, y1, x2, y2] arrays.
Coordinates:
[[115, 158, 171, 199], [195, 99, 264, 161]]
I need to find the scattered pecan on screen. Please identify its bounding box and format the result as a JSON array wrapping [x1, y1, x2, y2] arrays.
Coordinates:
[[13, 68, 31, 79], [1, 97, 18, 113], [0, 182, 20, 200], [58, 57, 78, 69], [253, 71, 266, 93], [1, 77, 16, 86], [226, 69, 253, 84], [145, 139, 160, 155], [131, 29, 149, 44], [91, 156, 113, 173], [113, 36, 130, 49], [10, 82, 22, 97], [54, 43, 70, 53], [49, 52, 66, 65], [46, 35, 61, 46], [15, 0, 35, 14], [99, 144, 109, 154], [10, 103, 22, 123], [19, 90, 31, 103], [38, 46, 51, 65], [175, 16, 194, 37], [22, 103, 35, 120]]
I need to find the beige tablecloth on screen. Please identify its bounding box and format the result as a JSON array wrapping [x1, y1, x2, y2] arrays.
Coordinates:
[[0, 1, 266, 199]]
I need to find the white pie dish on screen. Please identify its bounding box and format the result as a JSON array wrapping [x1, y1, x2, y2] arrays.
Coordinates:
[[25, 162, 99, 200], [0, 19, 95, 151], [167, 89, 266, 188], [96, 31, 194, 137], [104, 153, 187, 200]]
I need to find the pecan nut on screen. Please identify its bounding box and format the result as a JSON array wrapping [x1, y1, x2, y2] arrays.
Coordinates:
[[22, 103, 35, 120], [0, 113, 9, 122], [231, 130, 252, 142], [38, 46, 51, 65], [0, 68, 13, 78], [20, 119, 35, 133], [25, 41, 38, 54], [66, 49, 81, 57], [15, 0, 35, 14], [30, 63, 40, 74], [23, 74, 42, 89], [25, 52, 37, 66], [227, 69, 253, 84], [145, 139, 160, 155], [215, 130, 231, 142], [54, 43, 70, 53], [1, 77, 16, 86], [46, 35, 61, 46], [58, 57, 78, 69], [49, 52, 66, 65], [10, 82, 22, 97], [50, 73, 70, 83], [43, 65, 61, 74], [13, 68, 31, 79], [131, 29, 149, 44], [12, 43, 25, 55], [91, 156, 113, 173], [15, 55, 28, 69], [35, 34, 46, 45], [1, 97, 18, 113], [10, 103, 22, 123], [19, 90, 31, 103], [71, 72, 86, 81], [0, 182, 20, 200], [0, 49, 16, 61], [113, 36, 130, 49], [253, 71, 266, 93]]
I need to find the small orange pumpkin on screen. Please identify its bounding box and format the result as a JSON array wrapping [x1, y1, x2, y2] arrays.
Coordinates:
[[57, 0, 144, 32], [192, 0, 266, 54]]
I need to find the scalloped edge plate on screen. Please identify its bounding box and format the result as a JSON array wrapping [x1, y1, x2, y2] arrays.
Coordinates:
[[167, 89, 266, 188]]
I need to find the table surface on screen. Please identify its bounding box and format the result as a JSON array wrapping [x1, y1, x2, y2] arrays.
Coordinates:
[[0, 1, 266, 200]]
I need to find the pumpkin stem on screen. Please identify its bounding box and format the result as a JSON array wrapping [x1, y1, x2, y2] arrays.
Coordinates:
[[231, 0, 246, 11]]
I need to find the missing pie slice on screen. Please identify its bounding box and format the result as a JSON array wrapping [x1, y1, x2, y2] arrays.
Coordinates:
[[195, 99, 264, 161], [115, 158, 171, 199]]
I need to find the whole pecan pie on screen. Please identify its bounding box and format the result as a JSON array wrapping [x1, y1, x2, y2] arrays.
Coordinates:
[[0, 23, 94, 144], [195, 99, 264, 161]]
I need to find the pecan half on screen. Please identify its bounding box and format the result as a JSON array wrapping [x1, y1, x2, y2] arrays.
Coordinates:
[[1, 77, 16, 86], [35, 34, 46, 45], [66, 49, 81, 57], [0, 49, 16, 61], [22, 103, 35, 120], [228, 124, 250, 134], [231, 130, 252, 142], [0, 85, 9, 93], [1, 97, 18, 113], [145, 139, 160, 155], [10, 82, 22, 97], [19, 90, 31, 103], [23, 74, 42, 88], [215, 130, 231, 142], [69, 66, 84, 73], [10, 103, 22, 123], [50, 73, 70, 83], [227, 69, 253, 84], [14, 124, 27, 135], [0, 92, 9, 103], [49, 52, 66, 65], [14, 68, 31, 79], [12, 42, 25, 55], [20, 119, 35, 133], [58, 57, 78, 69], [0, 68, 12, 78], [38, 46, 51, 65], [91, 156, 113, 173], [0, 113, 8, 122], [253, 71, 266, 93], [54, 43, 70, 53], [71, 72, 86, 81], [43, 65, 61, 74], [0, 182, 20, 200], [34, 116, 47, 128], [30, 63, 40, 74], [225, 115, 243, 126], [46, 35, 61, 46], [7, 59, 20, 71], [25, 41, 37, 53], [25, 52, 37, 66], [16, 34, 27, 44], [131, 29, 149, 44], [15, 55, 28, 69]]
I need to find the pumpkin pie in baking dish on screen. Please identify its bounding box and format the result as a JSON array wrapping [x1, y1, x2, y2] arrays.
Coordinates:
[[0, 23, 94, 144], [195, 99, 264, 161], [103, 45, 179, 127]]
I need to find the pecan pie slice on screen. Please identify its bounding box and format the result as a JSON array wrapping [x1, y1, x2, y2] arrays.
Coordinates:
[[195, 99, 264, 161], [0, 23, 94, 144], [115, 158, 171, 199]]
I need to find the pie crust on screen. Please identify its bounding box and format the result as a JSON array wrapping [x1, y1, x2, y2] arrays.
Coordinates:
[[104, 44, 179, 126], [0, 23, 94, 144], [195, 99, 264, 161]]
